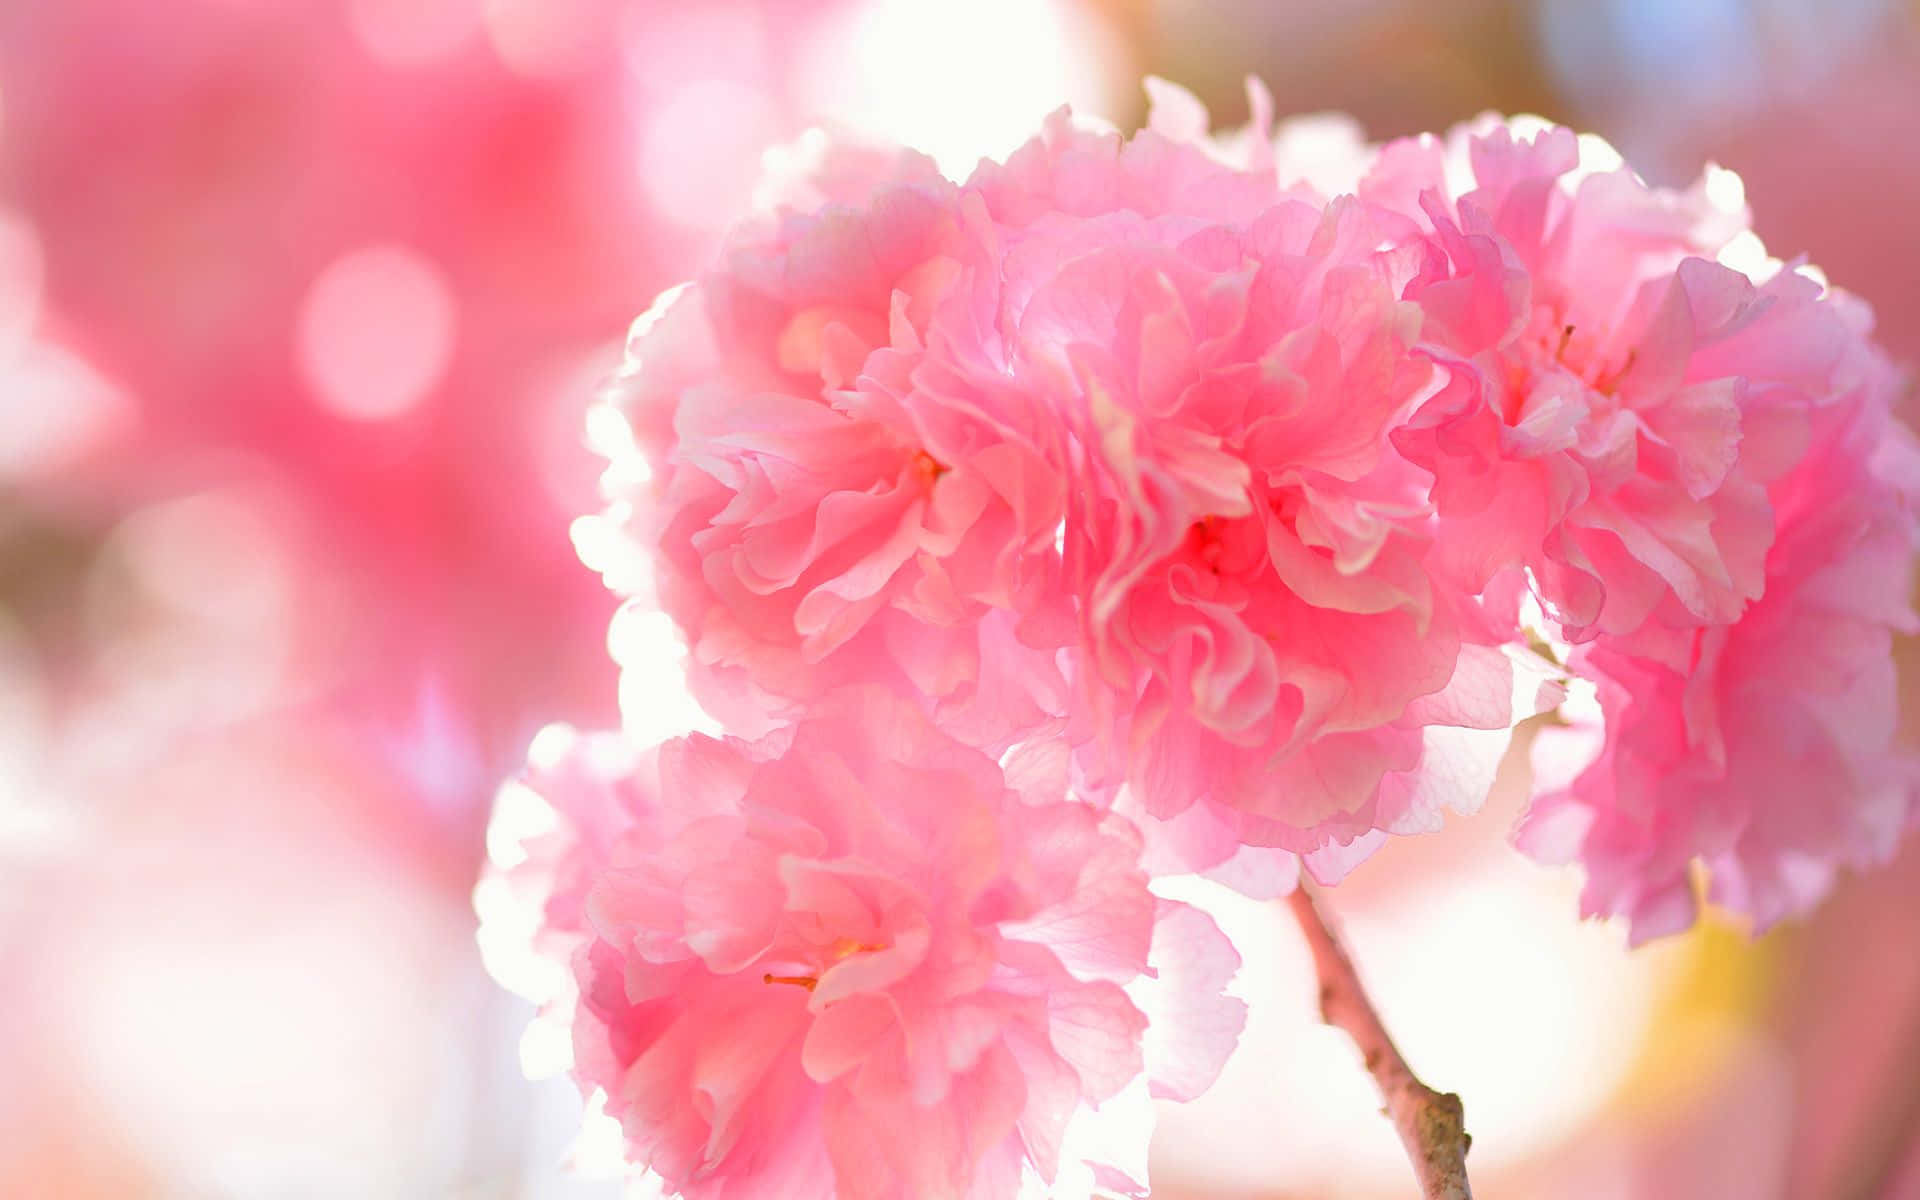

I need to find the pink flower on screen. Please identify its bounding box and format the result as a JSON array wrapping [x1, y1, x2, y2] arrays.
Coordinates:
[[972, 89, 1551, 876], [605, 93, 1563, 888], [1216, 106, 1920, 937], [476, 727, 657, 1048], [1378, 118, 1846, 645], [604, 147, 1073, 749], [1519, 324, 1920, 940], [594, 81, 1916, 943], [486, 696, 1244, 1199]]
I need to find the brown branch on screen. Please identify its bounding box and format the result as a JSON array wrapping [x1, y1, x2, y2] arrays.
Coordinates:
[[1286, 887, 1474, 1200]]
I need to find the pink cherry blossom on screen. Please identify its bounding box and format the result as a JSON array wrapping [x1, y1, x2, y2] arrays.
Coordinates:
[[603, 92, 1563, 888], [1519, 317, 1920, 941], [1376, 118, 1839, 646], [485, 695, 1244, 1199], [471, 74, 1920, 1200], [592, 82, 1917, 953], [971, 91, 1553, 876], [1175, 100, 1920, 937], [603, 148, 1074, 750], [476, 727, 658, 1049]]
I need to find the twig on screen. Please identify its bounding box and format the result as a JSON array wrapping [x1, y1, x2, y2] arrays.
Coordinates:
[[1286, 887, 1474, 1199]]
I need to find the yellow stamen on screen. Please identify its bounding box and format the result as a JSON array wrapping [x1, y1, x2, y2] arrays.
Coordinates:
[[829, 938, 887, 961]]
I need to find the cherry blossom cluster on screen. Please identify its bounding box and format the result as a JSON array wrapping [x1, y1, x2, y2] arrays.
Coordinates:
[[480, 80, 1920, 1197]]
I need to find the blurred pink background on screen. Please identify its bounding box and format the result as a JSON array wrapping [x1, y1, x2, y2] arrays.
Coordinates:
[[2, 2, 1916, 1197]]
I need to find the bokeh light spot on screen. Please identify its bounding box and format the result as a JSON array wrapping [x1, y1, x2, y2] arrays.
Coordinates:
[[348, 0, 479, 66], [482, 0, 603, 78], [619, 6, 770, 99], [0, 341, 130, 481], [800, 0, 1123, 178], [297, 245, 457, 422], [638, 77, 775, 230]]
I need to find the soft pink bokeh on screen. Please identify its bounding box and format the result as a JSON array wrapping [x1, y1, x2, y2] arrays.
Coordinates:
[[3, 2, 1918, 1197]]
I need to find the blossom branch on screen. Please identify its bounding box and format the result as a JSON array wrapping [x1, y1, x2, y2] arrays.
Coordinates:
[[1286, 887, 1473, 1200]]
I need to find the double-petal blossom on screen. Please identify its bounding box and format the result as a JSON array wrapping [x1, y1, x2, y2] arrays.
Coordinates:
[[585, 81, 1919, 963], [483, 698, 1244, 1199], [974, 93, 1554, 886], [605, 146, 1072, 750], [1521, 331, 1920, 940], [1375, 120, 1842, 648]]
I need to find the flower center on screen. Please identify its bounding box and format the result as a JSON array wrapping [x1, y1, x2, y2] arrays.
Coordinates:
[[760, 937, 889, 992], [1188, 514, 1229, 570], [912, 449, 948, 482], [1513, 315, 1638, 414]]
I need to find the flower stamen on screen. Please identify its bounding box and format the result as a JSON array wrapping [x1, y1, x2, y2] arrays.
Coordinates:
[[912, 450, 949, 482], [829, 937, 887, 960]]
